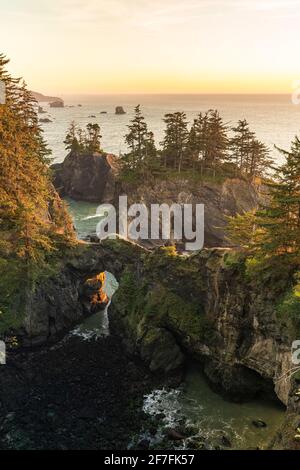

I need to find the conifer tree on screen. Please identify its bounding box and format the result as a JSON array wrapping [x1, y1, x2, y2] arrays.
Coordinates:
[[227, 135, 300, 260], [257, 138, 300, 256], [64, 121, 80, 152], [161, 112, 188, 172], [230, 119, 254, 174], [205, 110, 228, 176], [122, 105, 158, 178], [86, 123, 102, 152], [0, 53, 74, 330]]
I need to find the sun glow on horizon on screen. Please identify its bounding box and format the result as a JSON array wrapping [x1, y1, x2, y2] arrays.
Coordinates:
[[1, 0, 300, 94]]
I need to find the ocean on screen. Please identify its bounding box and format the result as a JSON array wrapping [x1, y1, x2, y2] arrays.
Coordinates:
[[41, 93, 300, 165]]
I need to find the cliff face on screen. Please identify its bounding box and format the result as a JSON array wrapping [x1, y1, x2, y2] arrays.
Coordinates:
[[13, 239, 299, 447], [20, 240, 297, 406], [52, 150, 261, 247], [119, 177, 261, 248], [51, 152, 118, 203], [111, 247, 298, 405]]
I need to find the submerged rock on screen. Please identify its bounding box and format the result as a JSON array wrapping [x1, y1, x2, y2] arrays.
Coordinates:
[[252, 420, 267, 428], [166, 428, 185, 441], [221, 435, 232, 447]]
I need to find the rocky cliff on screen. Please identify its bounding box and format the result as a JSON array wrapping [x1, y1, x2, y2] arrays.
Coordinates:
[[110, 246, 297, 403], [51, 152, 118, 203], [119, 177, 261, 248], [8, 239, 300, 448], [52, 149, 261, 247]]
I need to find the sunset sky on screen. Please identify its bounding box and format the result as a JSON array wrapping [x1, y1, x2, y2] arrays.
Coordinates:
[[1, 0, 300, 94]]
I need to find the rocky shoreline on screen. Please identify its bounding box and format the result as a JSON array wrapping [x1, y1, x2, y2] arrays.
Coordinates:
[[0, 331, 161, 450]]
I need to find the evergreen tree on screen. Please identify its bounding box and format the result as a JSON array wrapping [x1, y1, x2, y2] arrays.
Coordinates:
[[247, 139, 273, 178], [64, 121, 80, 152], [161, 112, 188, 172], [0, 53, 74, 331], [205, 110, 228, 176], [226, 135, 300, 260], [122, 105, 158, 178], [258, 138, 300, 256], [230, 119, 254, 174], [86, 123, 102, 152]]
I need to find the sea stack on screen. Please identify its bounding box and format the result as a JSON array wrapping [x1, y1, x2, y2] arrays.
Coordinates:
[[115, 106, 126, 115], [50, 100, 64, 108]]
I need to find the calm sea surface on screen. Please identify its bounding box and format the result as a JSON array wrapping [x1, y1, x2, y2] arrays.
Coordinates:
[[42, 94, 300, 165]]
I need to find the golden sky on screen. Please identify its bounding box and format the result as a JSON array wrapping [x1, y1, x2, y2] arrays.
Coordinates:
[[1, 0, 300, 94]]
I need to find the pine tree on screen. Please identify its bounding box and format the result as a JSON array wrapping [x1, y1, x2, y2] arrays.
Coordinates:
[[230, 119, 254, 174], [257, 138, 300, 256], [0, 53, 74, 331], [226, 135, 300, 261], [86, 123, 102, 152], [122, 105, 158, 179], [247, 139, 273, 178], [161, 112, 188, 172], [64, 121, 80, 152], [205, 110, 228, 177]]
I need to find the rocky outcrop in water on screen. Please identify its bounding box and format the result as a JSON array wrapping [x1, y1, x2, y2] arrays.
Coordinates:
[[115, 106, 126, 115], [50, 100, 64, 108], [51, 151, 118, 203]]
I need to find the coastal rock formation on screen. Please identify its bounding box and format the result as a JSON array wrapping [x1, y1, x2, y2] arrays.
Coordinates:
[[5, 239, 299, 447], [50, 100, 64, 108], [120, 177, 261, 248], [52, 149, 260, 247], [115, 106, 126, 115], [51, 151, 119, 203], [39, 118, 52, 123], [15, 239, 297, 404]]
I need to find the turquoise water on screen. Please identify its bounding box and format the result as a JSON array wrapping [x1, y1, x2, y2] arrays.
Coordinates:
[[65, 197, 106, 239]]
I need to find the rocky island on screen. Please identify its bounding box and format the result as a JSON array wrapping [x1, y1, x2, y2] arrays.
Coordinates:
[[115, 106, 126, 115]]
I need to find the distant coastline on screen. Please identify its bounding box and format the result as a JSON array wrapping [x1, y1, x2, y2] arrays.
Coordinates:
[[30, 90, 63, 104]]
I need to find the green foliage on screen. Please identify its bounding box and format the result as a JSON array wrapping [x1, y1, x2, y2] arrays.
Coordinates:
[[0, 53, 75, 333], [119, 106, 272, 183], [120, 105, 159, 181], [226, 134, 300, 272], [229, 119, 273, 178], [64, 121, 102, 153], [222, 251, 246, 271], [277, 273, 300, 336]]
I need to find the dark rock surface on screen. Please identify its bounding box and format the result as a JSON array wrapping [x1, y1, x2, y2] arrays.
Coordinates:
[[0, 334, 154, 450], [39, 118, 52, 123], [120, 177, 261, 248], [51, 151, 118, 203], [115, 106, 126, 115], [50, 100, 64, 108]]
